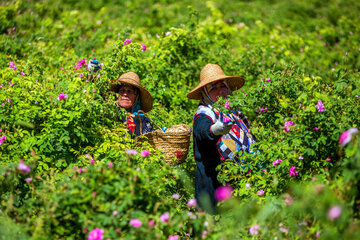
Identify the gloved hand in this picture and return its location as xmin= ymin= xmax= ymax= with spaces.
xmin=88 ymin=58 xmax=100 ymax=72
xmin=210 ymin=114 xmax=234 ymax=136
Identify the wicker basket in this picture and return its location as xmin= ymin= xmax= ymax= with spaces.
xmin=136 ymin=123 xmax=191 ymax=165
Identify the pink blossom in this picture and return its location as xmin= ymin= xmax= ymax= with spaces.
xmin=90 ymin=159 xmax=95 ymax=164
xmin=316 ymin=100 xmax=325 ymax=113
xmin=298 ymin=156 xmax=304 ymax=160
xmin=284 ymin=121 xmax=294 ymax=127
xmin=123 ymin=38 xmax=132 ymax=45
xmin=160 ymin=212 xmax=170 ymax=223
xmin=215 ymin=185 xmax=233 ymax=201
xmin=75 ymin=59 xmax=86 ymax=70
xmin=172 ymin=193 xmax=180 ymax=199
xmin=339 ymin=128 xmax=358 ymax=146
xmin=316 ymin=232 xmax=320 ymax=238
xmin=92 ymin=191 xmax=97 ymax=197
xmin=78 ymin=168 xmax=83 ymax=173
xmin=224 ymin=101 xmax=230 ymax=109
xmin=257 ymin=190 xmax=264 ymax=196
xmin=314 ymin=127 xmax=319 ymax=131
xmin=272 ymin=159 xmax=282 ymax=166
xmin=187 ymin=199 xmax=197 ymax=208
xmin=126 ymin=149 xmax=138 ymax=155
xmin=284 ymin=121 xmax=295 ymax=132
xmin=223 ymin=116 xmax=231 ymax=123
xmin=129 ymin=218 xmax=142 ymax=228
xmin=108 ymin=162 xmax=113 ymax=167
xmin=283 ymin=195 xmax=294 ymax=206
xmin=18 ymin=162 xmax=31 ymax=173
xmin=140 ymin=150 xmax=150 ymax=157
xmin=249 ymin=225 xmax=260 ymax=235
xmin=25 ymin=177 xmax=32 ymax=183
xmin=148 ymin=220 xmax=155 ymax=227
xmin=20 ymin=72 xmax=25 ymax=76
xmin=168 ymin=235 xmax=179 ymax=240
xmin=88 ymin=228 xmax=104 ymax=240
xmin=112 ymin=210 xmax=118 ymax=216
xmin=0 ymin=135 xmax=6 ymax=145
xmin=266 ymin=78 xmax=271 ymax=82
xmin=57 ymin=92 xmax=68 ymax=101
xmin=83 ymin=227 xmax=88 ymax=232
xmin=141 ymin=44 xmax=146 ymax=51
xmin=328 ymin=205 xmax=341 ymax=220
xmin=289 ymin=166 xmax=298 ymax=178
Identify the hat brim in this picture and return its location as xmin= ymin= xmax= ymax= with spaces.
xmin=187 ymin=75 xmax=245 ymax=100
xmin=109 ymin=79 xmax=153 ymax=113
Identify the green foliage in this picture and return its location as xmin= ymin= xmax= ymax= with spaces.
xmin=1 ymin=0 xmax=360 ymax=239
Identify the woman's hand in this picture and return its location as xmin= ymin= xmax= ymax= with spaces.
xmin=210 ymin=113 xmax=234 ymax=135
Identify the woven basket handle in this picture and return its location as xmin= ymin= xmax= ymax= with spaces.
xmin=137 ymin=110 xmax=163 ymax=131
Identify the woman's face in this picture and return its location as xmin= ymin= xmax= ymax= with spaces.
xmin=117 ymin=85 xmax=138 ymax=109
xmin=207 ymin=81 xmax=231 ymax=103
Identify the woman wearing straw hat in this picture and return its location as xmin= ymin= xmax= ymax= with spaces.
xmin=187 ymin=63 xmax=257 ymax=213
xmin=109 ymin=72 xmax=154 ymax=137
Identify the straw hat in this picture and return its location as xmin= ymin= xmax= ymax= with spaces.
xmin=187 ymin=63 xmax=245 ymax=100
xmin=110 ymin=72 xmax=153 ymax=112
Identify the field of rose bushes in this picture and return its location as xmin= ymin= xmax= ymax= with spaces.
xmin=1 ymin=0 xmax=360 ymax=239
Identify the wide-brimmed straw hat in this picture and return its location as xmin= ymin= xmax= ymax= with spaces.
xmin=187 ymin=63 xmax=245 ymax=100
xmin=109 ymin=72 xmax=153 ymax=112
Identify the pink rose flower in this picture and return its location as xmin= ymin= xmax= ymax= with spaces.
xmin=160 ymin=212 xmax=169 ymax=223
xmin=25 ymin=177 xmax=32 ymax=183
xmin=140 ymin=150 xmax=150 ymax=157
xmin=129 ymin=218 xmax=142 ymax=228
xmin=224 ymin=101 xmax=230 ymax=109
xmin=141 ymin=44 xmax=146 ymax=51
xmin=0 ymin=135 xmax=6 ymax=145
xmin=272 ymin=159 xmax=282 ymax=166
xmin=187 ymin=199 xmax=197 ymax=208
xmin=172 ymin=193 xmax=180 ymax=199
xmin=126 ymin=149 xmax=138 ymax=155
xmin=326 ymin=158 xmax=331 ymax=162
xmin=328 ymin=205 xmax=341 ymax=220
xmin=108 ymin=162 xmax=113 ymax=167
xmin=284 ymin=121 xmax=294 ymax=127
xmin=88 ymin=228 xmax=104 ymax=240
xmin=315 ymin=100 xmax=325 ymax=112
xmin=20 ymin=72 xmax=25 ymax=76
xmin=339 ymin=128 xmax=358 ymax=146
xmin=90 ymin=159 xmax=95 ymax=164
xmin=123 ymin=38 xmax=132 ymax=45
xmin=257 ymin=190 xmax=264 ymax=196
xmin=168 ymin=235 xmax=179 ymax=240
xmin=289 ymin=166 xmax=299 ymax=178
xmin=214 ymin=185 xmax=233 ymax=201
xmin=148 ymin=220 xmax=154 ymax=227
xmin=57 ymin=92 xmax=68 ymax=101
xmin=249 ymin=225 xmax=260 ymax=235
xmin=18 ymin=162 xmax=31 ymax=173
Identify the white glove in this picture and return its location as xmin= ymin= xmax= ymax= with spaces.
xmin=210 ymin=119 xmax=234 ymax=136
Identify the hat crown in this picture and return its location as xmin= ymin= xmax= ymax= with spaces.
xmin=119 ymin=72 xmax=141 ymax=85
xmin=200 ymin=64 xmax=226 ymax=84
